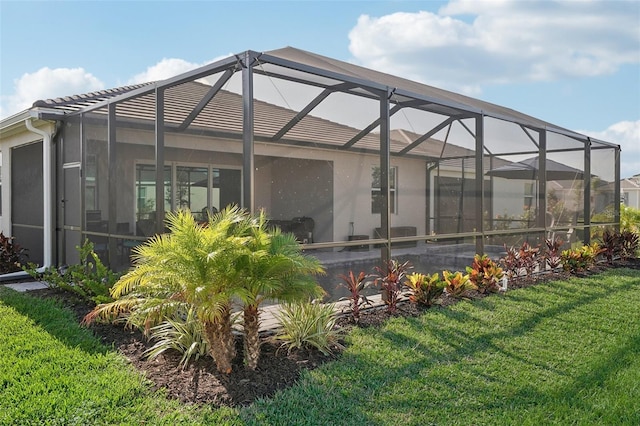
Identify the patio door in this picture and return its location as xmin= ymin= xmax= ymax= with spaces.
xmin=135 ymin=164 xmax=241 ymax=231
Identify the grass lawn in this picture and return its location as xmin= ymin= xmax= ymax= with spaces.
xmin=0 ymin=286 xmax=240 ymax=426
xmin=2 ymin=267 xmax=639 ymax=425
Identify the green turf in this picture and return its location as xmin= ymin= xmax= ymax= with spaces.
xmin=243 ymin=268 xmax=640 ymax=425
xmin=2 ymin=267 xmax=638 ymax=425
xmin=0 ymin=286 xmax=240 ymax=426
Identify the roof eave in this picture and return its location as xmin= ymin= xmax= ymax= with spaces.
xmin=0 ymin=107 xmax=64 ymax=136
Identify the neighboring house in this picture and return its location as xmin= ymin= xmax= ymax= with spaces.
xmin=622 ymin=174 xmax=640 ymax=209
xmin=0 ymin=47 xmax=620 ymax=295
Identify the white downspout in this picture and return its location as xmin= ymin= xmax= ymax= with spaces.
xmin=25 ymin=118 xmax=53 ymax=268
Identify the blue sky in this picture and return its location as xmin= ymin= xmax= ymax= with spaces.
xmin=1 ymin=0 xmax=638 ymax=176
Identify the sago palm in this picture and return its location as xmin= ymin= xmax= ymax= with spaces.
xmin=237 ymin=211 xmax=325 ymax=370
xmin=84 ymin=206 xmax=256 ymax=374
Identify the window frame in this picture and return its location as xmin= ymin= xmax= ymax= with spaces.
xmin=371 ymin=165 xmax=398 ymax=215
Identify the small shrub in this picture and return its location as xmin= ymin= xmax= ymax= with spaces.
xmin=500 ymin=245 xmax=520 ymax=280
xmin=601 ymin=230 xmax=622 ymax=264
xmin=501 ymin=242 xmax=540 ymax=280
xmin=582 ymin=242 xmax=604 ymax=269
xmin=561 ymin=248 xmax=583 ymax=274
xmin=519 ymin=242 xmax=541 ymax=278
xmin=442 ymin=270 xmax=476 ymax=299
xmin=620 ymin=203 xmax=640 ymax=234
xmin=404 ymin=272 xmax=445 ymax=307
xmin=274 ymin=301 xmax=344 ymax=356
xmin=544 ymin=237 xmax=564 ymax=269
xmin=25 ymin=239 xmax=120 ymax=305
xmin=620 ymin=230 xmax=639 ymax=260
xmin=0 ymin=232 xmax=28 ymax=274
xmin=144 ymin=308 xmax=210 ymax=369
xmin=338 ymin=270 xmax=372 ymax=322
xmin=560 ymin=244 xmax=602 ymax=274
xmin=373 ymin=259 xmax=412 ymax=314
xmin=466 ymin=254 xmax=504 ymax=294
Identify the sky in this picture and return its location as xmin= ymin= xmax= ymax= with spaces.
xmin=1 ymin=0 xmax=639 ymax=177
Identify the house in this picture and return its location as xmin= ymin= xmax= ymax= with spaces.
xmin=0 ymin=47 xmax=620 ymax=296
xmin=622 ymin=174 xmax=640 ymax=209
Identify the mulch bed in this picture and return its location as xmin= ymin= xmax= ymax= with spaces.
xmin=24 ymin=258 xmax=640 ymax=407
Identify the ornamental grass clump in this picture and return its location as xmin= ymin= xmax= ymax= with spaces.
xmin=404 ymin=272 xmax=445 ymax=307
xmin=144 ymin=308 xmax=211 ymax=369
xmin=274 ymin=301 xmax=344 ymax=356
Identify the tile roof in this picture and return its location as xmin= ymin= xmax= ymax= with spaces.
xmin=31 ymin=81 xmax=452 ymax=158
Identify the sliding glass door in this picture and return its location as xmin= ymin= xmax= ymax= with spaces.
xmin=135 ymin=163 xmax=241 ymax=231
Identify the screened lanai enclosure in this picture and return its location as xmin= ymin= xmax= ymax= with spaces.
xmin=14 ymin=47 xmax=620 ymax=299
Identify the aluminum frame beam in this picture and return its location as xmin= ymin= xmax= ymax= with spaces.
xmin=583 ymin=137 xmax=592 ymax=244
xmin=242 ymin=51 xmax=257 ymax=212
xmin=177 ymin=67 xmax=237 ymax=131
xmin=341 ymin=99 xmax=431 ymax=149
xmin=474 ymin=114 xmax=484 ymax=255
xmin=399 ymin=116 xmax=457 ymax=155
xmin=154 ymin=87 xmax=165 ymax=234
xmin=379 ymin=88 xmax=391 ymax=264
xmin=271 ymin=82 xmax=356 ymax=142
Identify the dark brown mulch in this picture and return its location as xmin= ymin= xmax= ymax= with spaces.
xmin=26 ymin=287 xmax=337 ymax=407
xmin=23 ymin=258 xmax=640 ymax=407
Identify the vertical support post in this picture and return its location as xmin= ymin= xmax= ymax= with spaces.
xmin=155 ymin=86 xmax=165 ymax=234
xmin=614 ymin=146 xmax=621 ymax=232
xmin=425 ymin=163 xmax=432 ymax=235
xmin=459 ymin=159 xmax=465 ymax=235
xmin=584 ymin=137 xmax=591 ymax=244
xmin=538 ymin=130 xmax=547 ymax=234
xmin=474 ymin=113 xmax=484 ymax=255
xmin=107 ymin=103 xmax=117 ymax=263
xmin=379 ymin=88 xmax=391 ymax=265
xmin=488 ymin=155 xmax=494 ymax=231
xmin=242 ymin=52 xmax=255 ymax=212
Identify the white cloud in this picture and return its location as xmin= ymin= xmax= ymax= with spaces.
xmin=348 ymin=0 xmax=639 ymax=94
xmin=127 ymin=55 xmax=232 ymax=85
xmin=0 ymin=67 xmax=104 ymax=118
xmin=0 ymin=56 xmax=234 ymax=120
xmin=580 ymin=119 xmax=640 ymax=178
xmin=127 ymin=58 xmax=204 ymax=84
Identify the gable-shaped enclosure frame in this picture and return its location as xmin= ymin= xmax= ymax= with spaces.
xmin=25 ymin=47 xmax=619 ymax=298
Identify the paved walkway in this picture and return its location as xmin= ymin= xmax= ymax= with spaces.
xmin=2 ymin=281 xmax=48 ymax=292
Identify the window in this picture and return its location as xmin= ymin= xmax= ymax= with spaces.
xmin=85 ymin=154 xmax=97 ymax=210
xmin=135 ymin=164 xmax=172 ymax=221
xmin=135 ymin=163 xmax=241 ymax=222
xmin=371 ymin=166 xmax=397 ymax=214
xmin=523 ymin=182 xmax=535 ymax=209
